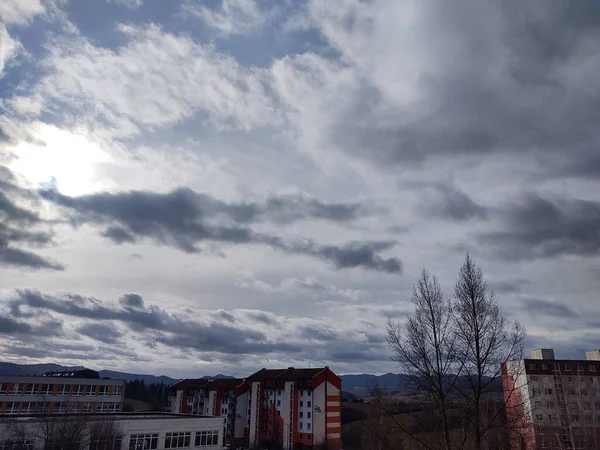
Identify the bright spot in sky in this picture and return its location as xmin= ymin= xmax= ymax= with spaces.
xmin=9 ymin=124 xmax=111 ymax=196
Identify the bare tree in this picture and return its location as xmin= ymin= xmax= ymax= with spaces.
xmin=1 ymin=402 xmax=123 ymax=450
xmin=453 ymin=254 xmax=526 ymax=450
xmin=386 ymin=269 xmax=459 ymax=450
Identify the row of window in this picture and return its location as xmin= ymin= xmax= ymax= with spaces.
xmin=0 ymin=383 xmax=122 ymax=396
xmin=535 ymin=412 xmax=600 ymax=422
xmin=533 ymin=387 xmax=600 ymax=397
xmin=0 ymin=401 xmax=120 ymax=414
xmin=529 ymin=362 xmax=598 ymax=372
xmin=298 ymin=422 xmax=311 ymax=430
xmin=535 ymin=400 xmax=600 ymax=409
xmin=128 ymin=431 xmax=219 ymax=450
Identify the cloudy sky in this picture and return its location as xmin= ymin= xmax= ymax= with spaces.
xmin=1 ymin=0 xmax=599 ymax=378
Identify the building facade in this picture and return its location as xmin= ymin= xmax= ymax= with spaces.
xmin=0 ymin=412 xmax=225 ymax=450
xmin=169 ymin=378 xmax=242 ymax=446
xmin=502 ymin=349 xmax=600 ymax=450
xmin=0 ymin=370 xmax=125 ymax=415
xmin=169 ymin=367 xmax=343 ymax=450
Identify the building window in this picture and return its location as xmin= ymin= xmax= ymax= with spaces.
xmin=577 ymin=364 xmax=584 ymax=371
xmin=194 ymin=431 xmax=219 ymax=447
xmin=564 ymin=364 xmax=571 ymax=371
xmin=572 ymin=415 xmax=580 ymax=422
xmin=0 ymin=441 xmax=34 ymax=450
xmin=99 ymin=386 xmax=110 ymax=396
xmin=542 ymin=364 xmax=548 ymax=370
xmin=300 ymin=401 xmax=303 ymax=407
xmin=307 ymin=423 xmax=311 ymax=430
xmin=590 ymin=365 xmax=597 ymax=372
xmin=300 ymin=390 xmax=304 ymax=396
xmin=534 ymin=401 xmax=542 ymax=409
xmin=539 ymin=427 xmax=545 ymax=435
xmin=531 ymin=376 xmax=538 ymax=382
xmin=129 ymin=434 xmax=158 ymax=450
xmin=544 ymin=388 xmax=553 ymax=395
xmin=299 ymin=423 xmax=303 ymax=430
xmin=165 ymin=432 xmax=191 ymax=449
xmin=570 ymin=402 xmax=578 ymax=409
xmin=308 ymin=391 xmax=311 ymax=397
xmin=307 ymin=401 xmax=311 ymax=407
xmin=277 ymin=400 xmax=280 ymax=406
xmin=25 ymin=384 xmax=36 ymax=395
xmin=90 ymin=436 xmax=122 ymax=450
xmin=546 ymin=401 xmax=555 ymax=408
xmin=532 ymin=388 xmax=540 ymax=395
xmin=581 ymin=389 xmax=588 ymax=395
xmin=568 ymin=389 xmax=576 ymax=396
xmin=307 ymin=412 xmax=311 ymax=418
xmin=300 ymin=412 xmax=303 ymax=418
xmin=529 ymin=363 xmax=536 ymax=370
xmin=109 ymin=402 xmax=119 ymax=412
xmin=277 ymin=390 xmax=281 ymax=396
xmin=535 ymin=414 xmax=543 ymax=421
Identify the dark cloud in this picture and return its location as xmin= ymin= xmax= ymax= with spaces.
xmin=245 ymin=311 xmax=278 ymax=326
xmin=489 ymin=278 xmax=531 ymax=295
xmin=520 ymin=298 xmax=580 ymax=319
xmin=0 ymin=245 xmax=65 ymax=270
xmin=298 ymin=325 xmax=338 ymax=342
xmin=214 ymin=310 xmax=235 ymax=323
xmin=119 ymin=293 xmax=144 ymax=308
xmin=8 ymin=290 xmax=296 ymax=356
xmin=41 ymin=188 xmax=402 ymax=274
xmin=0 ymin=315 xmax=63 ymax=336
xmin=327 ymin=0 xmax=600 ymax=183
xmin=0 ymin=165 xmax=62 ymax=270
xmin=77 ymin=323 xmax=124 ymax=345
xmin=477 ymin=194 xmax=600 ymax=260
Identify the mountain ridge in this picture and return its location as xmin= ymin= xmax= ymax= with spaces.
xmin=0 ymin=362 xmax=410 ymax=395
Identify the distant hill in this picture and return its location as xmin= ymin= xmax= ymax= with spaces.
xmin=340 ymin=373 xmax=411 ymax=392
xmin=0 ymin=362 xmax=179 ymax=385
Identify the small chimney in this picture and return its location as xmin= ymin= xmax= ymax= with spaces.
xmin=586 ymin=350 xmax=600 ymax=361
xmin=531 ymin=349 xmax=555 ymax=360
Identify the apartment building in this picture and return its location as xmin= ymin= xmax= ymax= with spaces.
xmin=502 ymin=349 xmax=600 ymax=450
xmin=169 ymin=377 xmax=243 ymax=446
xmin=0 ymin=412 xmax=225 ymax=450
xmin=236 ymin=366 xmax=342 ymax=450
xmin=0 ymin=369 xmax=125 ymax=415
xmin=169 ymin=367 xmax=343 ymax=450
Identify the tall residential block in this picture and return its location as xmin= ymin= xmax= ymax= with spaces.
xmin=502 ymin=349 xmax=600 ymax=449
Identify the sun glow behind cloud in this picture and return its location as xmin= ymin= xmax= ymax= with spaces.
xmin=9 ymin=124 xmax=111 ymax=196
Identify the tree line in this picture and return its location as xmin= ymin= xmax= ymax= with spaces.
xmin=123 ymin=380 xmax=170 ymax=409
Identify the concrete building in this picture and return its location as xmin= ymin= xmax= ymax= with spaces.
xmin=237 ymin=367 xmax=342 ymax=450
xmin=169 ymin=378 xmax=243 ymax=446
xmin=0 ymin=369 xmax=125 ymax=415
xmin=502 ymin=349 xmax=600 ymax=449
xmin=0 ymin=412 xmax=225 ymax=450
xmin=169 ymin=367 xmax=343 ymax=450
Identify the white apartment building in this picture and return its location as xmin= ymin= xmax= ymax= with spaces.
xmin=0 ymin=412 xmax=225 ymax=450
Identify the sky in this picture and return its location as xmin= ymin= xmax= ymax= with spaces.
xmin=1 ymin=0 xmax=600 ymax=379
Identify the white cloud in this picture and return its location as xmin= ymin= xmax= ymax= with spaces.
xmin=106 ymin=0 xmax=143 ymax=9
xmin=183 ymin=0 xmax=267 ymax=35
xmin=0 ymin=24 xmax=20 ymax=78
xmin=235 ymin=272 xmax=362 ymax=300
xmin=36 ymin=24 xmax=279 ymax=136
xmin=0 ymin=0 xmax=44 ymax=25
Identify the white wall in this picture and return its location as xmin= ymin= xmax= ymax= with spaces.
xmin=0 ymin=415 xmax=225 ymax=450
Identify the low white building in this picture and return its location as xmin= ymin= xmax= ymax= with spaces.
xmin=0 ymin=412 xmax=225 ymax=450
